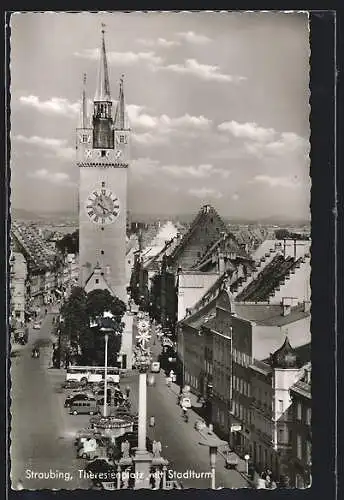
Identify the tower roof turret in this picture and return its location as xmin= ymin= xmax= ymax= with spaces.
xmin=114 ymin=75 xmax=130 ymax=130
xmin=78 ymin=73 xmax=89 ymax=129
xmin=270 ymin=336 xmax=299 ymax=369
xmin=95 ymin=25 xmax=111 ymax=102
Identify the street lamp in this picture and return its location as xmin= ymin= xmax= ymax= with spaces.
xmin=199 ymin=432 xmax=227 ymax=489
xmin=244 ymin=454 xmax=250 ymax=476
xmin=99 ymin=326 xmax=114 ymax=417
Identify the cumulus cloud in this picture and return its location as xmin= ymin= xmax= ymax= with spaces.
xmin=156 ymin=58 xmax=246 ymax=83
xmin=130 ymin=157 xmax=161 ymax=178
xmin=218 ymin=120 xmax=276 ymax=142
xmin=19 ymin=95 xmax=80 ymax=117
xmin=137 ymin=37 xmax=180 ymax=48
xmin=132 ymin=132 xmax=170 ymax=146
xmin=27 ymin=168 xmax=73 ymax=185
xmin=74 ymin=49 xmax=163 ymax=66
xmin=177 ymin=31 xmax=212 ymax=44
xmin=251 ymin=175 xmax=302 ymax=189
xmin=162 ymin=163 xmax=230 ymax=179
xmin=218 ymin=120 xmax=309 ymax=159
xmin=13 ymin=134 xmax=74 ymax=160
xmin=189 ymin=187 xmax=223 ymax=199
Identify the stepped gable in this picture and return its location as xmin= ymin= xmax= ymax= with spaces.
xmin=11 ymin=220 xmax=55 ymax=272
xmin=236 ymin=254 xmax=304 ymax=302
xmin=192 ymin=230 xmax=252 ymax=271
xmin=167 ymin=204 xmax=228 ymax=270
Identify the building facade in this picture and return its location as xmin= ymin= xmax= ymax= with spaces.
xmin=10 ymin=252 xmax=28 ymax=326
xmin=288 ymin=364 xmax=312 ymax=488
xmin=77 ymin=29 xmax=130 ymax=303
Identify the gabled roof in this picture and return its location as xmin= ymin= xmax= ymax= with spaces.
xmin=84 ymin=266 xmax=114 ymax=295
xmin=236 ymin=255 xmax=306 ymax=302
xmin=167 ymin=204 xmax=228 ymax=265
xmin=192 ymin=231 xmax=251 ymax=270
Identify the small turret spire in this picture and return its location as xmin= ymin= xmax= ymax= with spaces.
xmin=114 ymin=74 xmax=129 ymax=130
xmin=80 ymin=73 xmax=88 ymax=129
xmin=95 ymin=24 xmax=111 ymax=102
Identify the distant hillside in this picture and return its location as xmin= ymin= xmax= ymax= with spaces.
xmin=11 ymin=208 xmax=44 ymax=221
xmin=12 ymin=207 xmax=77 ymax=221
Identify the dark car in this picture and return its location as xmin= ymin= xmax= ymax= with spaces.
xmin=116 ymin=432 xmax=153 ymax=454
xmin=64 ymin=393 xmax=93 ymax=408
xmin=85 ymin=459 xmax=117 ymax=488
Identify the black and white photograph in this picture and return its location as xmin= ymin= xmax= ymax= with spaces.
xmin=9 ymin=11 xmax=311 ymax=490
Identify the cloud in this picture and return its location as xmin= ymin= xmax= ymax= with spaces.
xmin=74 ymin=49 xmax=163 ymax=66
xmin=13 ymin=134 xmax=74 ymax=160
xmin=131 ymin=157 xmax=160 ymax=178
xmin=189 ymin=187 xmax=223 ymax=199
xmin=27 ymin=168 xmax=73 ymax=186
xmin=127 ymin=104 xmax=212 ymax=131
xmin=245 ymin=132 xmax=309 ymax=159
xmin=162 ymin=163 xmax=230 ymax=179
xmin=251 ymin=175 xmax=302 ymax=189
xmin=177 ymin=31 xmax=212 ymax=44
xmin=132 ymin=132 xmax=170 ymax=146
xmin=218 ymin=120 xmax=309 ymax=159
xmin=157 ymin=58 xmax=246 ymax=83
xmin=19 ymin=95 xmax=79 ymax=117
xmin=137 ymin=37 xmax=180 ymax=48
xmin=218 ymin=120 xmax=276 ymax=142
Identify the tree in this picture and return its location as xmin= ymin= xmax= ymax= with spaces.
xmin=86 ymin=289 xmax=126 ymax=325
xmin=60 ymin=286 xmax=89 ymax=358
xmin=56 ymin=230 xmax=79 ymax=255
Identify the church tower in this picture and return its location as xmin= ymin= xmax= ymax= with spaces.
xmin=77 ymin=27 xmax=130 ymax=302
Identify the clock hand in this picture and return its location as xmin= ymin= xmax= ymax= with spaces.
xmin=97 ymin=203 xmax=109 ymax=214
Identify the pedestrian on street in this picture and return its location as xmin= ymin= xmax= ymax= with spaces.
xmin=125 ymin=386 xmax=130 ymax=398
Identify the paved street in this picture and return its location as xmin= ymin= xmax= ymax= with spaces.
xmin=11 ymin=311 xmax=250 ymax=490
xmin=121 ymin=326 xmax=250 ymax=489
xmin=10 ymin=310 xmax=91 ymax=490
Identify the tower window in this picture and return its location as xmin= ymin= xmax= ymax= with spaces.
xmin=82 ymin=134 xmax=88 ymax=143
xmin=101 ymin=227 xmax=104 ymax=231
xmin=101 ymin=250 xmax=104 ymax=255
xmin=101 ymin=150 xmax=106 ymax=157
xmin=95 ymin=279 xmax=99 ymax=284
xmin=119 ymin=135 xmax=126 ymax=144
xmin=101 ymin=272 xmax=104 ymax=276
xmin=101 ymin=181 xmax=105 ymax=188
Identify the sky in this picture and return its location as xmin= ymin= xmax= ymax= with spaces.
xmin=10 ymin=11 xmax=310 ymax=220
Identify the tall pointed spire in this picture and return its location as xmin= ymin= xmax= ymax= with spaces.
xmin=114 ymin=74 xmax=129 ymax=130
xmin=95 ymin=24 xmax=111 ymax=102
xmin=79 ymin=73 xmax=88 ymax=129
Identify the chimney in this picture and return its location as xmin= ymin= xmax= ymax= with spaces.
xmin=281 ymin=297 xmax=292 ymax=316
xmin=303 ymin=300 xmax=311 ymax=313
xmin=218 ymin=248 xmax=225 ymax=274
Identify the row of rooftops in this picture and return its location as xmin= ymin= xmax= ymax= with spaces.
xmin=11 ymin=220 xmax=56 ymax=271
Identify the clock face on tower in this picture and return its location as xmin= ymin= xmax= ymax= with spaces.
xmin=85 ymin=188 xmax=120 ymax=225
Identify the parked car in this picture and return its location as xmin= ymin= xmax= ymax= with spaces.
xmin=69 ymin=398 xmax=98 ymax=415
xmin=150 ymin=361 xmax=160 ymax=373
xmin=64 ymin=392 xmax=94 ymax=408
xmin=85 ymin=458 xmax=117 ymax=488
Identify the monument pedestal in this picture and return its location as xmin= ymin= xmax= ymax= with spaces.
xmin=133 ymin=449 xmax=153 ymax=489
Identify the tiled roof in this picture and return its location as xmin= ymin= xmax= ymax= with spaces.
xmin=193 ymin=232 xmax=251 ymax=270
xmin=178 ymin=271 xmax=219 ymax=289
xmin=168 ymin=205 xmax=227 ymax=264
xmin=236 ymin=255 xmax=305 ymax=302
xmin=181 ymin=297 xmax=217 ymax=330
xmin=290 ymin=378 xmax=311 ymax=399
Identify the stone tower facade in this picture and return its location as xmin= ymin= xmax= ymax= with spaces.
xmin=76 ymin=28 xmax=130 ymax=303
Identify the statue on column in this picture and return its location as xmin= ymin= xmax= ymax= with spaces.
xmin=121 ymin=439 xmax=130 ymax=459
